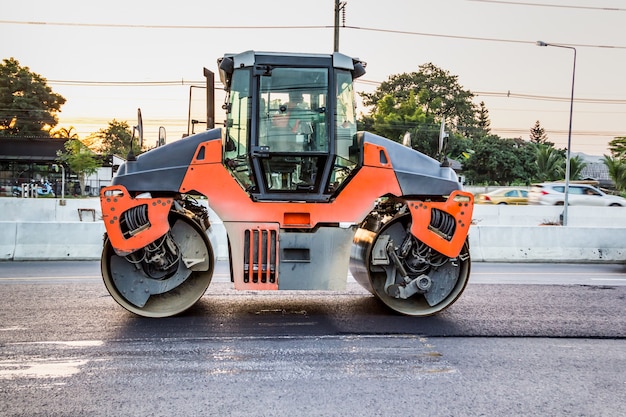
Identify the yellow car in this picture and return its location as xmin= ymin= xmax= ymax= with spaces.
xmin=476 ymin=187 xmax=529 ymax=205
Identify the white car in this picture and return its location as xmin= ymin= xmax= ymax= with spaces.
xmin=528 ymin=183 xmax=626 ymax=206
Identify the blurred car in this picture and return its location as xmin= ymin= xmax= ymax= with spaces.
xmin=476 ymin=187 xmax=529 ymax=205
xmin=528 ymin=182 xmax=626 ymax=206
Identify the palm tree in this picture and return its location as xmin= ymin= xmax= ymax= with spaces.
xmin=535 ymin=145 xmax=564 ymax=182
xmin=568 ymin=155 xmax=587 ymax=181
xmin=51 ymin=126 xmax=79 ymax=139
xmin=602 ymin=155 xmax=626 ymax=191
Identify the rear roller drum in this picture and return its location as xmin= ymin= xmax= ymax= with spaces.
xmin=101 ymin=213 xmax=215 ymax=318
xmin=356 ymin=213 xmax=470 ymax=316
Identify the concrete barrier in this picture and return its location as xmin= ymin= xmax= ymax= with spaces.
xmin=472 ymin=205 xmax=626 ymax=227
xmin=11 ymin=221 xmax=106 ymax=261
xmin=0 ymin=198 xmax=102 ymax=222
xmin=1 ymin=197 xmax=626 ymax=262
xmin=0 ymin=222 xmax=17 ymax=260
xmin=469 ymin=225 xmax=626 ymax=263
xmin=0 ymin=198 xmax=229 ymax=261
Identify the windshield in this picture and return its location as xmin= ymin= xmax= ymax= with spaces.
xmin=259 ymin=67 xmax=329 ymax=153
xmin=255 ymin=67 xmax=330 ymax=193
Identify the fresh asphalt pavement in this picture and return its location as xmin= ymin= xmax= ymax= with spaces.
xmin=0 ymin=261 xmax=624 ymax=416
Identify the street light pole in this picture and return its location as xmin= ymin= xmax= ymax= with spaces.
xmin=536 ymin=41 xmax=576 ymax=226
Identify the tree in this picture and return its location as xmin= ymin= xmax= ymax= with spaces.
xmin=535 ymin=144 xmax=564 ymax=182
xmin=93 ymin=120 xmax=137 ymax=157
xmin=408 ymin=118 xmax=442 ymax=157
xmin=0 ymin=58 xmax=66 ymax=136
xmin=529 ymin=120 xmax=554 ymax=147
xmin=603 ymin=155 xmax=626 ymax=191
xmin=56 ymin=139 xmax=100 ymax=194
xmin=567 ymin=155 xmax=587 ymax=181
xmin=360 ymin=63 xmax=478 ymax=155
xmin=462 ymin=135 xmax=536 ymax=185
xmin=511 ymin=137 xmax=539 ymax=184
xmin=370 ymin=91 xmax=428 ymax=143
xmin=608 ymin=136 xmax=626 ymax=159
xmin=51 ymin=126 xmax=79 ymax=139
xmin=474 ymin=101 xmax=491 ymax=136
xmin=447 ymin=134 xmax=473 ymax=163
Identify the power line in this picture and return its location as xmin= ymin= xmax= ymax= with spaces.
xmin=0 ymin=20 xmax=330 ymax=31
xmin=468 ymin=0 xmax=626 ymax=12
xmin=474 ymin=91 xmax=626 ymax=105
xmin=491 ymin=127 xmax=625 ymax=137
xmin=2 ymin=19 xmax=625 ymax=49
xmin=356 ymin=80 xmax=626 ymax=105
xmin=48 ymin=79 xmax=210 ymax=87
xmin=344 ymin=26 xmax=626 ymax=49
xmin=44 ymin=79 xmax=626 ymax=105
xmin=54 ymin=115 xmax=622 ymax=139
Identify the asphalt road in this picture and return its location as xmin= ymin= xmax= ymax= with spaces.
xmin=0 ymin=261 xmax=624 ymax=417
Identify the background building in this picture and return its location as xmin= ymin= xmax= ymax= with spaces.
xmin=0 ymin=137 xmax=118 ymax=197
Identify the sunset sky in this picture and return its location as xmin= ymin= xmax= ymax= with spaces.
xmin=2 ymin=0 xmax=625 ymax=155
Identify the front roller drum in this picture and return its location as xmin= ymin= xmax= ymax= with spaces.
xmin=101 ymin=213 xmax=215 ymax=318
xmin=352 ymin=213 xmax=470 ymax=316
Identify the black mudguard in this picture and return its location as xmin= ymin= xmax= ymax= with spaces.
xmin=112 ymin=128 xmax=222 ymax=193
xmin=360 ymin=132 xmax=462 ymax=197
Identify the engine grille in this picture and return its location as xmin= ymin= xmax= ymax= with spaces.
xmin=244 ymin=228 xmax=277 ymax=283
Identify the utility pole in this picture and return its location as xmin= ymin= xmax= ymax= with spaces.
xmin=334 ymin=0 xmax=347 ymax=52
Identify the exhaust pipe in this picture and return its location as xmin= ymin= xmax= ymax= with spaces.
xmin=204 ymin=67 xmax=215 ymax=129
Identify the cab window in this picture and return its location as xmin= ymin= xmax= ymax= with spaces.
xmin=327 ymin=70 xmax=359 ymax=193
xmin=259 ymin=67 xmax=329 ymax=153
xmin=224 ymin=69 xmax=255 ymax=190
xmin=257 ymin=67 xmax=329 ymax=193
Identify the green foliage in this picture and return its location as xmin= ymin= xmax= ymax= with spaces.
xmin=474 ymin=101 xmax=491 ymax=136
xmin=447 ymin=135 xmax=473 ymax=162
xmin=56 ymin=139 xmax=101 ymax=191
xmin=529 ymin=120 xmax=554 ymax=147
xmin=359 ymin=63 xmax=479 ymax=158
xmin=535 ymin=144 xmax=564 ymax=182
xmin=462 ymin=135 xmax=537 ymax=185
xmin=357 ymin=67 xmax=597 ymax=186
xmin=359 ymin=70 xmax=600 ymax=186
xmin=533 ymin=145 xmax=585 ymax=182
xmin=604 ymin=136 xmax=626 ymax=190
xmin=512 ymin=138 xmax=539 ymax=184
xmin=94 ymin=120 xmax=137 ymax=157
xmin=567 ymin=155 xmax=587 ymax=181
xmin=608 ymin=136 xmax=626 ymax=158
xmin=602 ymin=155 xmax=626 ymax=191
xmin=408 ymin=119 xmax=442 ymax=157
xmin=0 ymin=58 xmax=66 ymax=136
xmin=51 ymin=126 xmax=79 ymax=139
xmin=370 ymin=92 xmax=427 ymax=142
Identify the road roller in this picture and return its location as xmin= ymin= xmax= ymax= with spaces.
xmin=99 ymin=50 xmax=474 ymax=317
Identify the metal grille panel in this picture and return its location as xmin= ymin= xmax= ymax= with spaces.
xmin=244 ymin=228 xmax=277 ymax=284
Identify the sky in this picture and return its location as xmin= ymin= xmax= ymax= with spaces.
xmin=2 ymin=0 xmax=625 ymax=155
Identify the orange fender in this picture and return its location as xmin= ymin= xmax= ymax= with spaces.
xmin=407 ymin=190 xmax=474 ymax=258
xmin=100 ymin=186 xmax=174 ymax=256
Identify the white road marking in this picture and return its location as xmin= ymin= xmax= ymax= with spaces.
xmin=0 ymin=359 xmax=88 ymax=379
